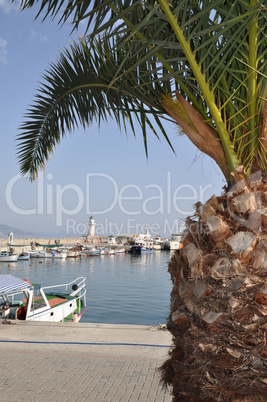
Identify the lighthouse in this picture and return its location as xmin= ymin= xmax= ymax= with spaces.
xmin=88 ymin=216 xmax=96 ymax=237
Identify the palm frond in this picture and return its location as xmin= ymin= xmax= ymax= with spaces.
xmin=17 ymin=0 xmax=267 ymax=182
xmin=16 ymin=35 xmax=175 ymax=180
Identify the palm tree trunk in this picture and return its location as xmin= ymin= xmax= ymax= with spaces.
xmin=160 ymin=170 xmax=267 ymax=401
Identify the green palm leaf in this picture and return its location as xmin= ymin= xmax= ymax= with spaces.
xmin=17 ymin=36 xmax=175 ymax=179
xmin=17 ymin=0 xmax=267 ymax=182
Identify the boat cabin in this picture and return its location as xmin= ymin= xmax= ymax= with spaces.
xmin=0 ymin=274 xmax=86 ymax=322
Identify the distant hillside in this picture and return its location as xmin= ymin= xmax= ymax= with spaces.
xmin=0 ymin=224 xmax=33 ymax=239
xmin=0 ymin=224 xmax=79 ymax=240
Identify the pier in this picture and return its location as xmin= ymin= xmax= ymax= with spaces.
xmin=0 ymin=321 xmax=172 ymax=401
xmin=0 ymin=235 xmax=172 ymax=254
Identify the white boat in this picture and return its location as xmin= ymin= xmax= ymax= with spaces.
xmin=141 ymin=246 xmax=155 ymax=253
xmin=114 ymin=247 xmax=125 ymax=254
xmin=133 ymin=229 xmax=153 ymax=249
xmin=103 ymin=248 xmax=115 ymax=255
xmin=153 ymin=235 xmax=164 ymax=250
xmin=164 ymin=233 xmax=182 ymax=250
xmin=29 ymin=248 xmax=48 ymax=258
xmin=38 ymin=250 xmax=48 ymax=258
xmin=0 ymin=250 xmax=18 ymax=262
xmin=66 ymin=249 xmax=79 ymax=258
xmin=0 ymin=274 xmax=87 ymax=323
xmin=131 ymin=245 xmax=155 ymax=255
xmin=18 ymin=252 xmax=30 ymax=261
xmin=51 ymin=250 xmax=67 ymax=259
xmin=66 ymin=245 xmax=83 ymax=258
xmin=29 ymin=251 xmax=40 ymax=258
xmin=87 ymin=248 xmax=101 ymax=256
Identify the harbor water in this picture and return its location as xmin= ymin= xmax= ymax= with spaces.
xmin=0 ymin=251 xmax=173 ymax=325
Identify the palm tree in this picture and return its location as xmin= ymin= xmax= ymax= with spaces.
xmin=17 ymin=1 xmax=267 ymax=400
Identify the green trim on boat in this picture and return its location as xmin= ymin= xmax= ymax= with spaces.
xmin=63 ymin=299 xmax=84 ymax=322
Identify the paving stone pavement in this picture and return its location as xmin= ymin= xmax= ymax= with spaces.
xmin=0 ymin=322 xmax=173 ymax=402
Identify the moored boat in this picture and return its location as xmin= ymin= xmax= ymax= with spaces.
xmin=0 ymin=250 xmax=18 ymax=262
xmin=114 ymin=247 xmax=126 ymax=254
xmin=103 ymin=248 xmax=115 ymax=255
xmin=0 ymin=274 xmax=87 ymax=323
xmin=67 ymin=250 xmax=78 ymax=257
xmin=38 ymin=250 xmax=48 ymax=258
xmin=141 ymin=247 xmax=155 ymax=253
xmin=66 ymin=249 xmax=78 ymax=258
xmin=153 ymin=235 xmax=164 ymax=250
xmin=131 ymin=245 xmax=155 ymax=255
xmin=51 ymin=250 xmax=67 ymax=259
xmin=29 ymin=251 xmax=40 ymax=258
xmin=18 ymin=252 xmax=30 ymax=261
xmin=87 ymin=248 xmax=101 ymax=256
xmin=163 ymin=233 xmax=182 ymax=250
xmin=132 ymin=229 xmax=153 ymax=249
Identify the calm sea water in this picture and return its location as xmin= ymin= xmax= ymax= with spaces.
xmin=1 ymin=251 xmax=173 ymax=325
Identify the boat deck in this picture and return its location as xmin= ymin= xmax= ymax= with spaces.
xmin=48 ymin=297 xmax=68 ymax=307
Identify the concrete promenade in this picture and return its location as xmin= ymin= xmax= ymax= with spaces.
xmin=0 ymin=321 xmax=173 ymax=401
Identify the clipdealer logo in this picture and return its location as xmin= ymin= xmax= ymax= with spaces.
xmin=5 ymin=172 xmax=213 ymax=230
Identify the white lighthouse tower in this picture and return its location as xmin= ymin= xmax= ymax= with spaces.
xmin=88 ymin=216 xmax=96 ymax=237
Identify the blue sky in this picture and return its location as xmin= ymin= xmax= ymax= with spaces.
xmin=0 ymin=1 xmax=226 ymax=238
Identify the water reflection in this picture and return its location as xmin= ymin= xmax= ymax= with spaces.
xmin=0 ymin=251 xmax=172 ymax=325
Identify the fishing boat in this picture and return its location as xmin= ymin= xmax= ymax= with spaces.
xmin=0 ymin=274 xmax=87 ymax=323
xmin=103 ymin=248 xmax=115 ymax=255
xmin=82 ymin=247 xmax=105 ymax=257
xmin=86 ymin=247 xmax=102 ymax=256
xmin=50 ymin=250 xmax=67 ymax=259
xmin=153 ymin=235 xmax=164 ymax=250
xmin=163 ymin=233 xmax=182 ymax=250
xmin=132 ymin=229 xmax=154 ymax=249
xmin=38 ymin=250 xmax=48 ymax=258
xmin=66 ymin=248 xmax=78 ymax=258
xmin=65 ymin=245 xmax=82 ymax=258
xmin=18 ymin=252 xmax=30 ymax=261
xmin=141 ymin=246 xmax=155 ymax=253
xmin=66 ymin=249 xmax=78 ymax=258
xmin=114 ymin=247 xmax=126 ymax=254
xmin=0 ymin=250 xmax=18 ymax=262
xmin=131 ymin=245 xmax=155 ymax=255
xmin=29 ymin=251 xmax=40 ymax=258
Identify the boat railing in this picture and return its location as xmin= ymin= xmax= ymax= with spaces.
xmin=42 ymin=277 xmax=87 ymax=316
xmin=42 ymin=277 xmax=86 ymax=294
xmin=68 ymin=277 xmax=87 ymax=316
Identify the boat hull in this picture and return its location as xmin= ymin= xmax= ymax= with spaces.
xmin=26 ymin=298 xmax=85 ymax=322
xmin=67 ymin=251 xmax=78 ymax=258
xmin=131 ymin=246 xmax=154 ymax=255
xmin=164 ymin=241 xmax=181 ymax=250
xmin=0 ymin=275 xmax=87 ymax=323
xmin=103 ymin=249 xmax=115 ymax=255
xmin=53 ymin=252 xmax=67 ymax=259
xmin=114 ymin=248 xmax=126 ymax=254
xmin=18 ymin=254 xmax=30 ymax=260
xmin=0 ymin=254 xmax=18 ymax=262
